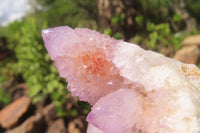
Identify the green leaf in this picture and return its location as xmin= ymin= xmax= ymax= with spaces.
xmin=173 ymin=14 xmax=182 ymax=22
xmin=104 ymin=28 xmax=112 ymax=36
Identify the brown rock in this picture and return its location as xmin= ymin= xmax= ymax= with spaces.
xmin=6 ymin=113 xmax=46 ymax=133
xmin=68 ymin=117 xmax=87 ymax=133
xmin=0 ymin=96 xmax=31 ymax=129
xmin=174 ymin=45 xmax=200 ymax=64
xmin=43 ymin=104 xmax=57 ymax=125
xmin=9 ymin=83 xmax=29 ymax=101
xmin=182 ymin=35 xmax=200 ymax=46
xmin=65 ymin=94 xmax=79 ymax=110
xmin=47 ymin=119 xmax=67 ymax=133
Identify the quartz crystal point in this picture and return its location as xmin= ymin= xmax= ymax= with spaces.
xmin=42 ymin=26 xmax=200 ymax=133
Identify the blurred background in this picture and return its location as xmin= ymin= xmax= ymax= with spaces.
xmin=0 ymin=0 xmax=200 ymax=132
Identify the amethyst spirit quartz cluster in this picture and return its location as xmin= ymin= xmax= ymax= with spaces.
xmin=42 ymin=26 xmax=200 ymax=133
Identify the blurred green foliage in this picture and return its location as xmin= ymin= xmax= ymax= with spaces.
xmin=34 ymin=0 xmax=98 ymax=28
xmin=0 ymin=63 xmax=12 ymax=107
xmin=186 ymin=0 xmax=200 ymax=20
xmin=7 ymin=17 xmax=68 ymax=116
xmin=111 ymin=14 xmax=125 ymax=25
xmin=138 ymin=0 xmax=169 ymax=23
xmin=173 ymin=14 xmax=183 ymax=23
xmin=146 ymin=22 xmax=171 ymax=50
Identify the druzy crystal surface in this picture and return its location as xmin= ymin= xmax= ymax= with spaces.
xmin=42 ymin=26 xmax=200 ymax=133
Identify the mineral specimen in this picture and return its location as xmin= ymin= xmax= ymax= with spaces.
xmin=42 ymin=26 xmax=200 ymax=133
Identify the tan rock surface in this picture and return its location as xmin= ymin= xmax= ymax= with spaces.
xmin=182 ymin=35 xmax=200 ymax=46
xmin=47 ymin=118 xmax=67 ymax=133
xmin=0 ymin=96 xmax=31 ymax=129
xmin=6 ymin=113 xmax=45 ymax=133
xmin=174 ymin=45 xmax=200 ymax=64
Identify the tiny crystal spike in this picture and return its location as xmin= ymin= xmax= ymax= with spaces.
xmin=42 ymin=26 xmax=200 ymax=133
